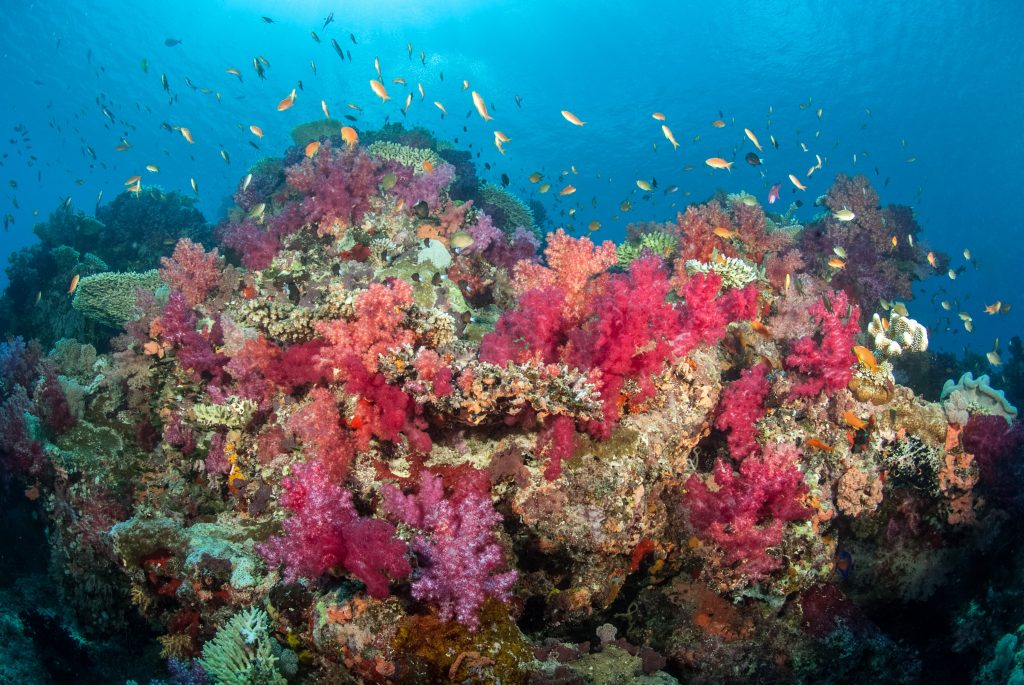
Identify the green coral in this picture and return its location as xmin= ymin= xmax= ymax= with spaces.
xmin=71 ymin=269 xmax=162 ymax=327
xmin=367 ymin=140 xmax=443 ymax=170
xmin=199 ymin=607 xmax=287 ymax=685
xmin=193 ymin=397 xmax=258 ymax=430
xmin=617 ymin=232 xmax=676 ymax=268
xmin=685 ymin=256 xmax=761 ymax=289
xmin=478 ymin=183 xmax=536 ymax=236
xmin=290 ymin=119 xmax=341 ymax=146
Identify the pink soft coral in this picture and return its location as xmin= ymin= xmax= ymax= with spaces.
xmin=672 ymin=272 xmax=759 ymax=356
xmin=288 ymin=387 xmax=356 ymax=480
xmin=512 ymin=229 xmax=617 ymax=321
xmin=159 ymin=238 xmax=222 ymax=307
xmin=684 ymin=443 xmax=811 ymax=580
xmin=383 ymin=471 xmax=516 ymax=630
xmin=285 ymin=144 xmax=382 ymax=232
xmin=716 ymin=363 xmax=770 ymax=461
xmin=784 ymin=290 xmax=860 ymax=398
xmin=316 ymin=280 xmax=416 ymax=375
xmin=257 ymin=461 xmax=410 ymax=597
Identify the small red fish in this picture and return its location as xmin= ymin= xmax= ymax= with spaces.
xmin=768 ymin=183 xmax=781 ymax=205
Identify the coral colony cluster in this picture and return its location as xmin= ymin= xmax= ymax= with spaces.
xmin=1 ymin=123 xmax=1023 ymax=684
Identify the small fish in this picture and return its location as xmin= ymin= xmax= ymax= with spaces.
xmin=745 ymin=152 xmax=761 ymax=166
xmin=515 ymin=94 xmax=523 ymax=108
xmin=784 ymin=273 xmax=791 ymax=292
xmin=68 ymin=274 xmax=80 ymax=295
xmin=620 ymin=200 xmax=632 ymax=211
xmin=636 ymin=179 xmax=653 ymax=192
xmin=310 ymin=31 xmax=320 ymax=43
xmin=705 ymin=157 xmax=733 ymax=170
xmin=494 ymin=130 xmax=511 ymax=143
xmin=422 ymin=159 xmax=434 ymax=174
xmin=853 ymin=345 xmax=879 ymax=372
xmin=501 ymin=173 xmax=510 ymax=187
xmin=588 ymin=220 xmax=601 ymax=231
xmin=711 ymin=119 xmax=726 ymax=128
xmin=559 ymin=184 xmax=576 ymax=196
xmin=277 ymin=88 xmax=296 ymax=111
xmin=768 ymin=183 xmax=781 ymax=204
xmin=713 ymin=227 xmax=737 ymax=240
xmin=304 ymin=141 xmax=321 ymax=158
xmin=927 ymin=252 xmax=938 ymax=268
xmin=804 ymin=437 xmax=833 ymax=452
xmin=908 ymin=234 xmax=914 ymax=247
xmin=471 ymin=91 xmax=493 ymax=121
xmin=370 ymin=79 xmax=390 ymax=102
xmin=948 ymin=269 xmax=957 ymax=280
xmin=323 ymin=12 xmax=334 ymax=29
xmin=988 ymin=349 xmax=1002 ymax=366
xmin=652 ymin=112 xmax=666 ymax=121
xmin=402 ymin=93 xmax=413 ymax=112
xmin=450 ymin=231 xmax=475 ymax=250
xmin=433 ymin=101 xmax=447 ymax=117
xmin=984 ymin=301 xmax=1002 ymax=314
xmin=539 ymin=183 xmax=551 ymax=193
xmin=843 ymin=411 xmax=868 ymax=430
xmin=827 ymin=257 xmax=846 ymax=269
xmin=123 ymin=174 xmax=142 ymax=186
xmin=462 ymin=79 xmax=470 ymax=91
xmin=833 ymin=209 xmax=855 ymax=221
xmin=833 ymin=246 xmax=847 ymax=259
xmin=226 ymin=67 xmax=242 ymax=81
xmin=320 ymin=99 xmax=330 ymax=119
xmin=261 ymin=15 xmax=274 ymax=23
xmin=164 ymin=38 xmax=182 ymax=47
xmin=788 ymin=174 xmax=807 ymax=190
xmin=190 ymin=177 xmax=198 ymax=194
xmin=331 ymin=38 xmax=344 ymax=60
xmin=964 ymin=319 xmax=973 ymax=332
xmin=341 ymin=126 xmax=359 ymax=147
xmin=661 ymin=124 xmax=679 ymax=149
xmin=561 ymin=110 xmax=585 ymax=126
xmin=179 ymin=127 xmax=194 ymax=143
xmin=964 ymin=248 xmax=972 ymax=260
xmin=941 ymin=301 xmax=951 ymax=310
xmin=220 ymin=149 xmax=230 ymax=164
xmin=744 ymin=128 xmax=763 ymax=151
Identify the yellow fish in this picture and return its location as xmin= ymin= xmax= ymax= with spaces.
xmin=179 ymin=127 xmax=194 ymax=143
xmin=636 ymin=179 xmax=653 ymax=192
xmin=370 ymin=79 xmax=390 ymax=102
xmin=827 ymin=257 xmax=846 ymax=269
xmin=539 ymin=183 xmax=551 ymax=193
xmin=744 ymin=128 xmax=763 ymax=151
xmin=529 ymin=172 xmax=543 ymax=183
xmin=471 ymin=91 xmax=493 ymax=121
xmin=561 ymin=110 xmax=585 ymax=126
xmin=788 ymin=174 xmax=806 ymax=190
xmin=661 ymin=124 xmax=679 ymax=150
xmin=652 ymin=112 xmax=666 ymax=121
xmin=833 ymin=209 xmax=855 ymax=221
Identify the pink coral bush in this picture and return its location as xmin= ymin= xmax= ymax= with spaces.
xmin=288 ymin=387 xmax=356 ymax=481
xmin=383 ymin=471 xmax=517 ymax=630
xmin=257 ymin=461 xmax=410 ymax=597
xmin=285 ymin=144 xmax=382 ymax=231
xmin=317 ymin=280 xmax=416 ymax=375
xmin=784 ymin=290 xmax=860 ymax=398
xmin=159 ymin=238 xmax=222 ymax=307
xmin=684 ymin=443 xmax=811 ymax=580
xmin=512 ymin=229 xmax=617 ymax=321
xmin=672 ymin=272 xmax=759 ymax=356
xmin=716 ymin=363 xmax=771 ymax=461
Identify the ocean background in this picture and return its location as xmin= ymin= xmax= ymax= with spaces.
xmin=1 ymin=0 xmax=1022 ymax=359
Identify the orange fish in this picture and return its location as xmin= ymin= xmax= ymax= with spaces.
xmin=249 ymin=125 xmax=264 ymax=138
xmin=750 ymin=320 xmax=772 ymax=337
xmin=927 ymin=251 xmax=937 ymax=268
xmin=559 ymin=185 xmax=577 ymax=196
xmin=705 ymin=157 xmax=733 ymax=170
xmin=984 ymin=301 xmax=1002 ymax=314
xmin=661 ymin=124 xmax=679 ymax=150
xmin=340 ymin=126 xmax=358 ymax=147
xmin=852 ymin=345 xmax=879 ymax=372
xmin=804 ymin=437 xmax=833 ymax=452
xmin=179 ymin=127 xmax=194 ymax=144
xmin=471 ymin=91 xmax=493 ymax=121
xmin=713 ymin=227 xmax=737 ymax=239
xmin=304 ymin=141 xmax=321 ymax=158
xmin=788 ymin=173 xmax=807 ymax=190
xmin=561 ymin=110 xmax=585 ymax=126
xmin=370 ymin=79 xmax=390 ymax=102
xmin=422 ymin=159 xmax=434 ymax=174
xmin=711 ymin=119 xmax=726 ymax=128
xmin=68 ymin=274 xmax=80 ymax=295
xmin=842 ymin=411 xmax=868 ymax=430
xmin=827 ymin=257 xmax=846 ymax=269
xmin=652 ymin=112 xmax=666 ymax=121
xmin=123 ymin=175 xmax=142 ymax=186
xmin=277 ymin=88 xmax=296 ymax=111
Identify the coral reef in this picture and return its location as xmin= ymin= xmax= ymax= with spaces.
xmin=5 ymin=127 xmax=1023 ymax=685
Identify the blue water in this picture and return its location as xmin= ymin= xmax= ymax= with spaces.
xmin=2 ymin=0 xmax=1021 ymax=356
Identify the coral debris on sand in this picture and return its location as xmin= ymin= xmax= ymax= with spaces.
xmin=2 ymin=124 xmax=1022 ymax=684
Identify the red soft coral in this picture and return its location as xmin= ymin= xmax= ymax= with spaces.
xmin=684 ymin=443 xmax=811 ymax=580
xmin=287 ymin=387 xmax=356 ymax=481
xmin=674 ymin=202 xmax=736 ymax=262
xmin=317 ymin=280 xmax=416 ymax=375
xmin=672 ymin=272 xmax=759 ymax=356
xmin=716 ymin=363 xmax=770 ymax=461
xmin=159 ymin=238 xmax=222 ymax=307
xmin=479 ymin=286 xmax=568 ymax=365
xmin=784 ymin=290 xmax=860 ymax=398
xmin=257 ymin=461 xmax=410 ymax=597
xmin=512 ymin=229 xmax=617 ymax=321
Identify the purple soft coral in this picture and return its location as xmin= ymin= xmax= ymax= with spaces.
xmin=383 ymin=472 xmax=516 ymax=630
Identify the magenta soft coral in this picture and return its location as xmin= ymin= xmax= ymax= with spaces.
xmin=316 ymin=279 xmax=416 ymax=375
xmin=382 ymin=471 xmax=516 ymax=630
xmin=672 ymin=272 xmax=759 ymax=356
xmin=716 ymin=363 xmax=770 ymax=461
xmin=257 ymin=461 xmax=410 ymax=597
xmin=285 ymin=144 xmax=381 ymax=231
xmin=159 ymin=238 xmax=222 ymax=307
xmin=159 ymin=291 xmax=228 ymax=382
xmin=784 ymin=290 xmax=860 ymax=398
xmin=684 ymin=443 xmax=811 ymax=580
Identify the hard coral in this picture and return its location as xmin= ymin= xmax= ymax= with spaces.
xmin=257 ymin=461 xmax=410 ymax=597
